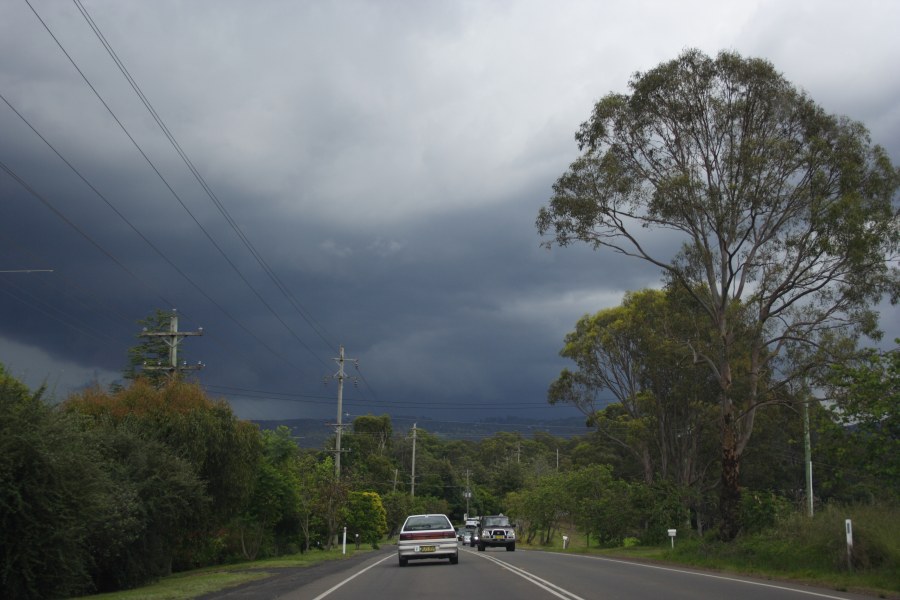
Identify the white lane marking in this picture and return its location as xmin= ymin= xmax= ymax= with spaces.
xmin=470 ymin=550 xmax=586 ymax=600
xmin=565 ymin=553 xmax=859 ymax=599
xmin=310 ymin=554 xmax=393 ymax=600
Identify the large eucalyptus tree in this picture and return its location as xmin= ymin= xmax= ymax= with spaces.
xmin=537 ymin=49 xmax=899 ymax=539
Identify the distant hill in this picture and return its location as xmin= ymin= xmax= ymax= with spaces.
xmin=252 ymin=415 xmax=589 ymax=449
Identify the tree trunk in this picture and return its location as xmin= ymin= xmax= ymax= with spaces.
xmin=718 ymin=409 xmax=742 ymax=540
xmin=641 ymin=447 xmax=654 ymax=485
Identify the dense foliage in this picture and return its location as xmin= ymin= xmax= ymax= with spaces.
xmin=537 ymin=48 xmax=899 ymax=539
xmin=1 ymin=368 xmax=112 ymax=598
xmin=0 ymin=340 xmax=900 ymax=599
xmin=1 ymin=352 xmax=897 ymax=598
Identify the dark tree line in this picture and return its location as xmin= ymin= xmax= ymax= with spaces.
xmin=2 ymin=347 xmax=896 ymax=599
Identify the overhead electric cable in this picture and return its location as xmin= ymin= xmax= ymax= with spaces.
xmin=75 ymin=0 xmax=338 ymax=355
xmin=76 ymin=0 xmax=384 ymax=404
xmin=0 ymin=159 xmax=164 ymax=298
xmin=0 ymin=92 xmax=299 ymax=370
xmin=74 ymin=0 xmax=383 ymax=406
xmin=1 ymin=233 xmax=128 ymax=328
xmin=0 ymin=158 xmax=208 ymax=348
xmin=0 ymin=280 xmax=117 ymax=346
xmin=204 ymin=383 xmax=567 ymax=411
xmin=26 ymin=0 xmax=332 ymax=373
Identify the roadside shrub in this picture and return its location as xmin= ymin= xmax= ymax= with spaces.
xmin=671 ymin=501 xmax=899 ymax=579
xmin=740 ymin=490 xmax=792 ymax=533
xmin=783 ymin=503 xmax=898 ymax=572
xmin=634 ymin=480 xmax=692 ymax=544
xmin=0 ymin=370 xmax=109 ymax=599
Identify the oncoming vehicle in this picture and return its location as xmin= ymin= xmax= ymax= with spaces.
xmin=477 ymin=514 xmax=516 ymax=551
xmin=397 ymin=514 xmax=459 ymax=566
xmin=460 ymin=529 xmax=473 ymax=544
xmin=462 ymin=516 xmax=479 ymax=546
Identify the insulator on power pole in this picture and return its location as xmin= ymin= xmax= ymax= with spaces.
xmin=138 ymin=310 xmax=204 ymax=377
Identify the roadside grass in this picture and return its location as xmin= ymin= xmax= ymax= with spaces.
xmin=80 ymin=505 xmax=900 ymax=600
xmin=79 ymin=547 xmax=376 ymax=600
xmin=523 ymin=503 xmax=899 ymax=598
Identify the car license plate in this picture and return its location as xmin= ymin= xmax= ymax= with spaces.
xmin=418 ymin=545 xmax=436 ymax=552
xmin=493 ymin=534 xmax=504 ymax=539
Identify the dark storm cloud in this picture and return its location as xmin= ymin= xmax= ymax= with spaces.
xmin=2 ymin=1 xmax=898 ymax=425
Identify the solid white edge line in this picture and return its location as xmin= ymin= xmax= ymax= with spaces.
xmin=310 ymin=553 xmax=394 ymax=600
xmin=470 ymin=550 xmax=586 ymax=600
xmin=565 ymin=553 xmax=859 ymax=600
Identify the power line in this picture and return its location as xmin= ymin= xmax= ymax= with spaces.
xmin=71 ymin=0 xmax=346 ymax=372
xmin=73 ymin=0 xmax=386 ymax=405
xmin=24 ymin=0 xmax=332 ymax=374
xmin=0 ymin=93 xmax=299 ymax=371
xmin=203 ymin=383 xmax=562 ymax=410
xmin=76 ymin=0 xmax=338 ymax=353
xmin=0 ymin=159 xmax=166 ymax=301
xmin=0 ymin=278 xmax=116 ymax=346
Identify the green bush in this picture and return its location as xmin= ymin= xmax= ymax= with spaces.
xmin=1 ymin=372 xmax=110 ymax=599
xmin=739 ymin=490 xmax=793 ymax=533
xmin=671 ymin=501 xmax=899 ymax=579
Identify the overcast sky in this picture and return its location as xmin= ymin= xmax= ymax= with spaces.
xmin=1 ymin=0 xmax=898 ymax=432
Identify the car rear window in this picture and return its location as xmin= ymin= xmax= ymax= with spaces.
xmin=404 ymin=516 xmax=451 ymax=531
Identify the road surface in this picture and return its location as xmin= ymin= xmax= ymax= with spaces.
xmin=201 ymin=546 xmax=882 ymax=600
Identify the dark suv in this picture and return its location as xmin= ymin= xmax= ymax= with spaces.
xmin=476 ymin=514 xmax=516 ymax=551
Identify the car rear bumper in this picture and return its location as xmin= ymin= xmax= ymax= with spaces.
xmin=398 ymin=541 xmax=459 ymax=560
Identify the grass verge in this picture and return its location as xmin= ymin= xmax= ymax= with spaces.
xmin=523 ymin=504 xmax=899 ymax=599
xmin=80 ymin=548 xmax=375 ymax=600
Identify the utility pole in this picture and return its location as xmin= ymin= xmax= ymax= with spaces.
xmin=464 ymin=469 xmax=471 ymax=517
xmin=803 ymin=399 xmax=814 ymax=517
xmin=141 ymin=309 xmax=203 ymax=379
xmin=410 ymin=423 xmax=417 ymax=497
xmin=326 ymin=345 xmax=357 ymax=479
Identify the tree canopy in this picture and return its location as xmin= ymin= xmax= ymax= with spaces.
xmin=549 ymin=288 xmax=720 ymax=495
xmin=2 ymin=358 xmax=897 ymax=597
xmin=537 ymin=48 xmax=899 ymax=539
xmin=823 ymin=343 xmax=899 ymax=497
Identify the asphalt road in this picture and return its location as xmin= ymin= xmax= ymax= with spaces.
xmin=202 ymin=546 xmax=882 ymax=600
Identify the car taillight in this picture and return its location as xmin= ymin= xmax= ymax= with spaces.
xmin=400 ymin=531 xmax=455 ymax=541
